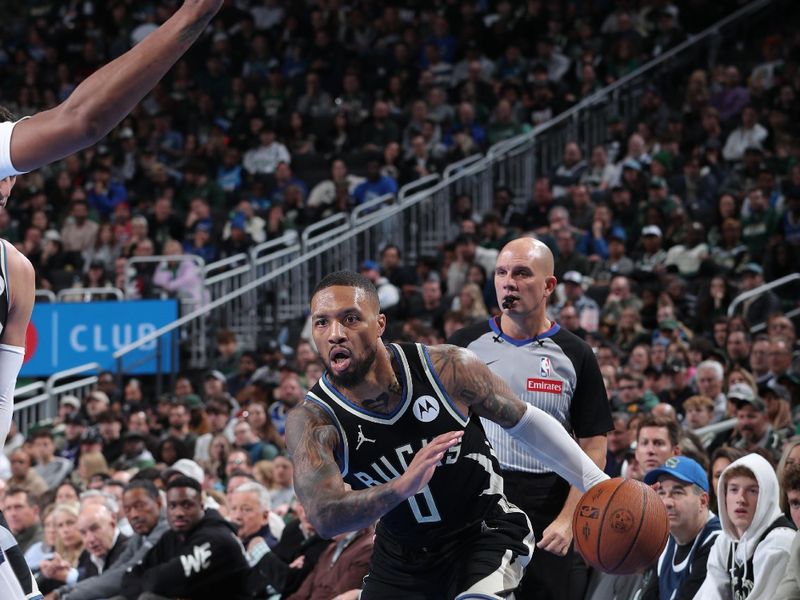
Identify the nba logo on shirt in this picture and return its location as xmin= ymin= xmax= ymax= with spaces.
xmin=540 ymin=357 xmax=552 ymax=378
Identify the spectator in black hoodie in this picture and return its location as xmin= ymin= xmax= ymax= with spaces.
xmin=118 ymin=476 xmax=249 ymax=600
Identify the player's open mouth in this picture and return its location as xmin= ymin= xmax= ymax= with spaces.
xmin=330 ymin=348 xmax=352 ymax=371
xmin=502 ymin=295 xmax=520 ymax=309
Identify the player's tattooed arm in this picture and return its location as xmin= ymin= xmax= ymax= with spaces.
xmin=285 ymin=402 xmax=397 ymax=537
xmin=285 ymin=401 xmax=461 ymax=538
xmin=428 ymin=344 xmax=526 ymax=428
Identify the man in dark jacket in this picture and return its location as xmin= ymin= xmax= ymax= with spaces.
xmin=119 ymin=476 xmax=249 ymax=600
xmin=74 ymin=503 xmax=129 ymax=581
xmin=247 ymin=500 xmax=331 ymax=598
xmin=41 ymin=503 xmax=128 ymax=594
xmin=639 ymin=456 xmax=721 ymax=600
xmin=285 ymin=525 xmax=374 ymax=600
xmin=59 ymin=479 xmax=169 ymax=600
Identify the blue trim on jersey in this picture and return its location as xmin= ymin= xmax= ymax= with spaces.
xmin=304 ymin=394 xmax=347 ymax=473
xmin=421 ymin=345 xmax=468 ymax=421
xmin=488 ymin=317 xmax=561 ymax=346
xmin=386 ymin=343 xmax=409 ymax=399
xmin=321 ymin=369 xmax=407 ymax=421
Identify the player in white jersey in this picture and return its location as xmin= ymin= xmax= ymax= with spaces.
xmin=0 ymin=2 xmax=224 ymax=597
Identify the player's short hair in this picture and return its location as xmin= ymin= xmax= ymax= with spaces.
xmin=312 ymin=270 xmax=379 ymax=308
xmin=636 ymin=414 xmax=681 ymax=447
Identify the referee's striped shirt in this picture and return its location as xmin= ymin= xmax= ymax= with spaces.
xmin=448 ymin=318 xmax=612 ymax=473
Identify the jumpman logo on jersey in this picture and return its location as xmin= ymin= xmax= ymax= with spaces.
xmin=356 ymin=425 xmax=376 ymax=450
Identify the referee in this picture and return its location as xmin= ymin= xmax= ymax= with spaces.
xmin=448 ymin=237 xmax=612 ymax=600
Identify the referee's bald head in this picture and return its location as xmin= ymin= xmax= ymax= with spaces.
xmin=498 ymin=237 xmax=554 ymax=278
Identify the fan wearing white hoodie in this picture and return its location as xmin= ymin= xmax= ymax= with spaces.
xmin=693 ymin=453 xmax=796 ymax=600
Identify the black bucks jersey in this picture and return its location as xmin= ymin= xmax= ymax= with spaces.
xmin=306 ymin=342 xmax=513 ymax=546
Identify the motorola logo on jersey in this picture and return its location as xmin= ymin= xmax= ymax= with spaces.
xmin=526 ymin=378 xmax=563 ymax=394
xmin=412 ymin=395 xmax=440 ymax=422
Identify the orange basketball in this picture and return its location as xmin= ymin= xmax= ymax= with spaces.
xmin=572 ymin=478 xmax=669 ymax=575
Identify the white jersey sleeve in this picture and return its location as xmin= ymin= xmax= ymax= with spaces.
xmin=0 ymin=344 xmax=24 ymax=451
xmin=0 ymin=119 xmax=30 ymax=181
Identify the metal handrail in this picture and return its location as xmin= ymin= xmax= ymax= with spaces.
xmin=56 ymin=287 xmax=124 ymax=301
xmin=127 ymin=254 xmax=205 ymax=270
xmin=204 ymin=263 xmax=251 ymax=287
xmin=249 ymin=232 xmax=299 ymax=262
xmin=300 ymin=213 xmax=349 ymax=241
xmin=252 ymin=242 xmax=302 ymax=268
xmin=350 ymin=193 xmax=396 ymax=224
xmin=15 ymin=381 xmax=46 ymax=398
xmin=109 ymin=0 xmax=777 ymax=374
xmin=203 ymin=254 xmax=249 ymax=277
xmin=34 ymin=290 xmax=56 ymax=303
xmin=45 ymin=362 xmax=102 ymax=394
xmin=443 ymin=154 xmax=483 ymax=179
xmin=694 ymin=418 xmax=737 ymax=437
xmin=485 ymin=0 xmax=775 ymax=164
xmin=50 ymin=375 xmax=100 ymax=398
xmin=13 ymin=364 xmax=101 ymax=434
xmin=300 ymin=213 xmax=350 ymax=249
xmin=13 ymin=392 xmax=51 ymax=412
xmin=752 ymin=306 xmax=800 ymax=334
xmin=111 ymin=174 xmax=479 ymax=361
xmin=398 ymin=174 xmax=440 ymax=202
xmin=727 ymin=273 xmax=800 ymax=317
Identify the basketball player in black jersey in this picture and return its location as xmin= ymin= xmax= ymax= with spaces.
xmin=286 ymin=271 xmax=609 ymax=599
xmin=0 ymin=3 xmax=224 ymax=597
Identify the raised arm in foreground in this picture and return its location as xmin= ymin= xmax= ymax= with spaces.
xmin=6 ymin=0 xmax=223 ymax=174
xmin=285 ymin=402 xmax=462 ymax=538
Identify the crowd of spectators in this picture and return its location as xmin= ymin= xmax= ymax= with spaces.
xmin=2 ymin=0 xmax=800 ymax=598
xmin=0 ymin=0 xmax=731 ymax=298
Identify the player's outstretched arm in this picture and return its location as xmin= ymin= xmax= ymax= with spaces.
xmin=7 ymin=0 xmax=223 ymax=174
xmin=0 ymin=244 xmax=35 ymax=449
xmin=285 ymin=401 xmax=461 ymax=539
xmin=429 ymin=344 xmax=608 ymax=492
